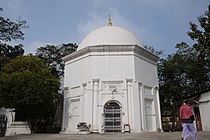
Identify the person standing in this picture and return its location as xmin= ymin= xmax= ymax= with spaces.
xmin=179 ymin=99 xmax=197 ymax=140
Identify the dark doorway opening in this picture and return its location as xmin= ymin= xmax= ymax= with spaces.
xmin=194 ymin=107 xmax=203 ymax=131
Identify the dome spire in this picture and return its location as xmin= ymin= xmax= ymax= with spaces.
xmin=108 ymin=15 xmax=112 ymax=26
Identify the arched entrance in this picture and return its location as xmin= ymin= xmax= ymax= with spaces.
xmin=104 ymin=102 xmax=121 ymax=133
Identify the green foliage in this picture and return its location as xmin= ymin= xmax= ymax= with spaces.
xmin=159 ymin=43 xmax=195 ymax=108
xmin=3 ymin=55 xmax=47 ymax=73
xmin=0 ymin=44 xmax=24 ymax=71
xmin=187 ymin=4 xmax=210 ymax=72
xmin=158 ymin=41 xmax=210 ymax=131
xmin=144 ymin=45 xmax=164 ymax=57
xmin=159 ymin=5 xmax=210 ymax=122
xmin=35 ymin=43 xmax=77 ymax=132
xmin=0 ymin=44 xmax=24 ymax=58
xmin=0 ymin=9 xmax=28 ymax=43
xmin=0 ymin=9 xmax=26 ymax=71
xmin=36 ymin=43 xmax=78 ymax=78
xmin=0 ymin=55 xmax=60 ymax=133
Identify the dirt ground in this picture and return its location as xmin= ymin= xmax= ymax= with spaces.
xmin=1 ymin=131 xmax=210 ymax=140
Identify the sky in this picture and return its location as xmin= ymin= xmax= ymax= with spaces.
xmin=1 ymin=0 xmax=209 ymax=55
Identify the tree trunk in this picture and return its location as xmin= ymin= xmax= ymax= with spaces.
xmin=171 ymin=104 xmax=177 ymax=132
xmin=27 ymin=118 xmax=37 ymax=134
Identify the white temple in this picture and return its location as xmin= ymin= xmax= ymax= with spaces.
xmin=61 ymin=18 xmax=162 ymax=134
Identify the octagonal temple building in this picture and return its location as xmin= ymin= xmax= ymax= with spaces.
xmin=61 ymin=19 xmax=162 ymax=134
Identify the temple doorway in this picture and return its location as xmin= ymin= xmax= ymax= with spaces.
xmin=104 ymin=102 xmax=121 ymax=133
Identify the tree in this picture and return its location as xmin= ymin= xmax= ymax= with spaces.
xmin=158 ymin=42 xmax=209 ymax=131
xmin=35 ymin=43 xmax=78 ymax=129
xmin=36 ymin=43 xmax=78 ymax=78
xmin=187 ymin=4 xmax=210 ymax=82
xmin=0 ymin=9 xmax=28 ymax=43
xmin=159 ymin=5 xmax=210 ymax=131
xmin=0 ymin=8 xmax=27 ymax=71
xmin=0 ymin=55 xmax=60 ymax=133
xmin=158 ymin=44 xmax=186 ymax=131
xmin=0 ymin=43 xmax=24 ymax=71
xmin=144 ymin=45 xmax=164 ymax=56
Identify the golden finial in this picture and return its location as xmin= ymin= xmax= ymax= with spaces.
xmin=108 ymin=15 xmax=112 ymax=26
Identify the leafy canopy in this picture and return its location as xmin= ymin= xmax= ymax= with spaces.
xmin=36 ymin=43 xmax=78 ymax=78
xmin=188 ymin=5 xmax=210 ymax=70
xmin=0 ymin=55 xmax=60 ymax=132
xmin=158 ymin=5 xmax=210 ymax=131
xmin=0 ymin=8 xmax=28 ymax=43
xmin=0 ymin=8 xmax=26 ymax=71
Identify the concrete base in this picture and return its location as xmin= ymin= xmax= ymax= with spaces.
xmin=60 ymin=130 xmax=91 ymax=135
xmin=78 ymin=131 xmax=91 ymax=135
xmin=6 ymin=121 xmax=31 ymax=136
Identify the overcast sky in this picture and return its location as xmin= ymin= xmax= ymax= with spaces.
xmin=1 ymin=0 xmax=209 ymax=55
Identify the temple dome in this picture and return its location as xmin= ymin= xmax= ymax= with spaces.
xmin=78 ymin=26 xmax=143 ymax=50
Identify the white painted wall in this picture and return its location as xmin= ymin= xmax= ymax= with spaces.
xmin=90 ymin=52 xmax=135 ymax=80
xmin=199 ymin=92 xmax=210 ymax=131
xmin=134 ymin=55 xmax=158 ymax=85
xmin=61 ymin=46 xmax=160 ymax=134
xmin=133 ymin=55 xmax=161 ymax=131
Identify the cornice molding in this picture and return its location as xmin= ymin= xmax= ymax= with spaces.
xmin=62 ymin=45 xmax=159 ymax=63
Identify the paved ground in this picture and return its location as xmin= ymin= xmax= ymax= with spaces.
xmin=1 ymin=131 xmax=210 ymax=140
